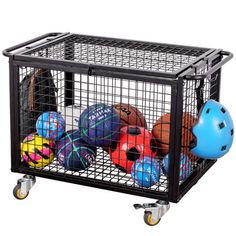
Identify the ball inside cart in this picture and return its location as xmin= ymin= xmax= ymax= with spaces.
xmin=109 ymin=126 xmax=158 ymax=174
xmin=152 ymin=112 xmax=197 ymax=158
xmin=131 ymin=156 xmax=160 ymax=188
xmin=36 ymin=111 xmax=65 ymax=140
xmin=21 ymin=133 xmax=55 ymax=168
xmin=78 ymin=103 xmax=121 ymax=147
xmin=56 ymin=130 xmax=97 ymax=171
xmin=162 ymin=153 xmax=192 ymax=181
xmin=112 ymin=103 xmax=147 ymax=128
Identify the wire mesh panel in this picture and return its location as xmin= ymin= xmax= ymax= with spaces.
xmin=24 ymin=34 xmax=210 ymax=74
xmin=18 ymin=66 xmax=175 ymax=195
xmin=180 ymin=77 xmax=212 ymax=179
xmin=177 ymin=61 xmax=221 ymax=198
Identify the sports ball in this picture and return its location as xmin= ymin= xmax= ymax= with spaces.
xmin=109 ymin=126 xmax=158 ymax=173
xmin=60 ymin=105 xmax=82 ymax=131
xmin=21 ymin=133 xmax=55 ymax=168
xmin=78 ymin=103 xmax=120 ymax=147
xmin=152 ymin=113 xmax=197 ymax=159
xmin=131 ymin=156 xmax=160 ymax=188
xmin=112 ymin=103 xmax=147 ymax=128
xmin=36 ymin=111 xmax=65 ymax=140
xmin=162 ymin=153 xmax=192 ymax=181
xmin=56 ymin=130 xmax=96 ymax=171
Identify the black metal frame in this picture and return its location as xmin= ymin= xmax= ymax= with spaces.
xmin=3 ymin=32 xmax=233 ymax=203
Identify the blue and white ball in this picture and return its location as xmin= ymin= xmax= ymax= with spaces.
xmin=36 ymin=111 xmax=65 ymax=140
xmin=131 ymin=156 xmax=160 ymax=188
xmin=162 ymin=153 xmax=192 ymax=181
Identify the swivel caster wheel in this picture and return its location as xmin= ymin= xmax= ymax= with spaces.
xmin=134 ymin=200 xmax=170 ymax=226
xmin=13 ymin=184 xmax=29 ymax=200
xmin=13 ymin=175 xmax=36 ymax=200
xmin=144 ymin=212 xmax=161 ymax=226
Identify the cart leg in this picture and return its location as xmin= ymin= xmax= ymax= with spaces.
xmin=13 ymin=175 xmax=36 ymax=200
xmin=134 ymin=200 xmax=170 ymax=226
xmin=64 ymin=41 xmax=75 ymax=107
xmin=65 ymin=72 xmax=74 ymax=106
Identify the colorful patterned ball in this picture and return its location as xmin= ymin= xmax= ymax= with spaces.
xmin=56 ymin=130 xmax=97 ymax=171
xmin=21 ymin=133 xmax=55 ymax=168
xmin=78 ymin=103 xmax=120 ymax=147
xmin=162 ymin=153 xmax=192 ymax=181
xmin=131 ymin=156 xmax=160 ymax=188
xmin=36 ymin=111 xmax=65 ymax=140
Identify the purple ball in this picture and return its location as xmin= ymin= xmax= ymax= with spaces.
xmin=78 ymin=103 xmax=120 ymax=147
xmin=56 ymin=130 xmax=96 ymax=171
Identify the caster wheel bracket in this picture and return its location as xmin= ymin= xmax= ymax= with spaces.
xmin=17 ymin=175 xmax=36 ymax=196
xmin=134 ymin=200 xmax=170 ymax=225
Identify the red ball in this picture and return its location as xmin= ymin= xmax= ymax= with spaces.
xmin=109 ymin=126 xmax=158 ymax=173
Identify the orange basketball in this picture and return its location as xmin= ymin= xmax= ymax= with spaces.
xmin=113 ymin=103 xmax=147 ymax=128
xmin=152 ymin=113 xmax=197 ymax=160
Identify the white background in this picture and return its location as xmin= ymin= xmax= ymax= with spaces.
xmin=0 ymin=0 xmax=236 ymax=235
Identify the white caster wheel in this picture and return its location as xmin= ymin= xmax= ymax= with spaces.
xmin=13 ymin=175 xmax=36 ymax=200
xmin=134 ymin=200 xmax=170 ymax=226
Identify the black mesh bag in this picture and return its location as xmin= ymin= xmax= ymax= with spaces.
xmin=20 ymin=68 xmax=57 ymax=140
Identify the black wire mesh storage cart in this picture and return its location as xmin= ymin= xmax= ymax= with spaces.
xmin=3 ymin=32 xmax=233 ymax=226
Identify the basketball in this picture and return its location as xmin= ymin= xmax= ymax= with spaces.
xmin=113 ymin=103 xmax=147 ymax=128
xmin=21 ymin=133 xmax=55 ymax=168
xmin=56 ymin=130 xmax=96 ymax=171
xmin=131 ymin=156 xmax=160 ymax=188
xmin=109 ymin=126 xmax=158 ymax=173
xmin=36 ymin=111 xmax=65 ymax=140
xmin=162 ymin=153 xmax=192 ymax=181
xmin=78 ymin=103 xmax=120 ymax=147
xmin=152 ymin=113 xmax=197 ymax=159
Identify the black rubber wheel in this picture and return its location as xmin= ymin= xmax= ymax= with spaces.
xmin=143 ymin=212 xmax=161 ymax=226
xmin=13 ymin=184 xmax=29 ymax=200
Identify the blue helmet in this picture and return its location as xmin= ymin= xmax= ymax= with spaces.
xmin=191 ymin=99 xmax=234 ymax=159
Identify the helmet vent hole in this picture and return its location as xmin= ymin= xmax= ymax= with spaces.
xmin=219 ymin=122 xmax=225 ymax=129
xmin=231 ymin=129 xmax=234 ymax=136
xmin=206 ymin=108 xmax=210 ymax=114
xmin=126 ymin=147 xmax=140 ymax=161
xmin=221 ymin=107 xmax=226 ymax=113
xmin=221 ymin=145 xmax=227 ymax=151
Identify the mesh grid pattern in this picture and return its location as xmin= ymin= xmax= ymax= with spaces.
xmin=18 ymin=60 xmax=220 ymax=196
xmin=180 ymin=64 xmax=219 ymax=183
xmin=19 ymin=67 xmax=173 ymax=193
xmin=16 ymin=35 xmax=219 ymax=199
xmin=24 ymin=34 xmax=209 ymax=73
